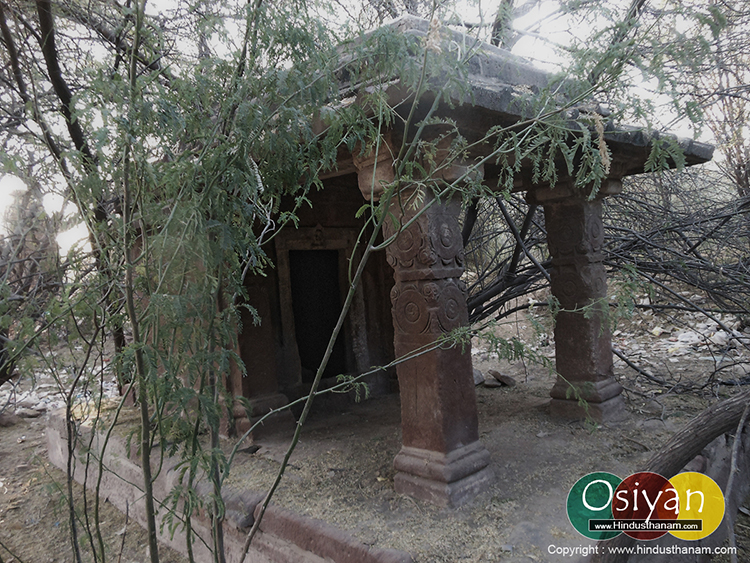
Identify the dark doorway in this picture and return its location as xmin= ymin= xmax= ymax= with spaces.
xmin=289 ymin=250 xmax=347 ymax=382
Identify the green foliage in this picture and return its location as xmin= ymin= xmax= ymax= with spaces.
xmin=644 ymin=136 xmax=687 ymax=173
xmin=335 ymin=374 xmax=371 ymax=402
xmin=2 ymin=0 xmax=740 ymax=560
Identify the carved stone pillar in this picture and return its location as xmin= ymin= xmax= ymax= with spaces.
xmin=529 ymin=182 xmax=625 ymax=422
xmin=382 ymin=189 xmax=492 ymax=507
xmin=228 ymin=278 xmax=294 ymax=439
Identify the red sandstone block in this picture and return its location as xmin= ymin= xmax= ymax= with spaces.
xmin=253 ymin=504 xmax=413 ymax=563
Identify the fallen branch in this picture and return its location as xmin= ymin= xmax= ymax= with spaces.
xmin=592 ymin=388 xmax=750 ymax=562
xmin=725 ymin=402 xmax=750 ymax=563
xmin=612 ymin=346 xmax=668 ymax=386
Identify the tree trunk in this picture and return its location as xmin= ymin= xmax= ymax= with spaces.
xmin=0 ymin=328 xmax=15 ymax=387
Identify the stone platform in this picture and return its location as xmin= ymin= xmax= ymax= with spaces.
xmin=45 ymin=407 xmax=412 ymax=563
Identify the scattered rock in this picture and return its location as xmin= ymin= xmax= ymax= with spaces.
xmin=487 ymin=370 xmax=517 ymax=387
xmin=473 ymin=369 xmax=484 ymax=386
xmin=0 ymin=412 xmax=21 ymax=427
xmin=483 ymin=379 xmax=503 ymax=388
xmin=675 ymin=331 xmax=701 ymax=345
xmin=709 ymin=330 xmax=729 ymax=346
xmin=18 ymin=396 xmax=39 ymax=409
xmin=15 ymin=408 xmax=41 ymax=419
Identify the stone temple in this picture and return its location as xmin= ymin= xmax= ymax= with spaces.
xmin=223 ymin=16 xmax=713 ymax=508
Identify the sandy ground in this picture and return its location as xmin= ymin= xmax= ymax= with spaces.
xmin=1 ymin=304 xmax=750 ymax=562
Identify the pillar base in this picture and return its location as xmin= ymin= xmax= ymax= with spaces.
xmin=549 ymin=375 xmax=625 ymax=422
xmin=548 ymin=374 xmax=627 ymax=423
xmin=393 ymin=442 xmax=493 ymax=507
xmin=550 ymin=395 xmax=626 ymax=422
xmin=233 ymin=393 xmax=295 ymax=439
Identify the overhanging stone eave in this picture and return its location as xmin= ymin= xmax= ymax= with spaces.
xmin=500 ymin=129 xmax=715 ymax=195
xmin=318 ymin=79 xmax=715 ymax=185
xmin=607 ymin=122 xmax=712 ymax=159
xmin=338 ymin=15 xmax=550 ymax=90
xmin=316 ymin=80 xmax=553 ymax=182
xmin=318 ymin=15 xmax=715 ymax=184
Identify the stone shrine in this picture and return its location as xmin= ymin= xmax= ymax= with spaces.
xmin=226 ymin=16 xmax=713 ymax=507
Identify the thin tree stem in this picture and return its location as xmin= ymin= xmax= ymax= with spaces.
xmin=122 ymin=1 xmax=159 ymax=561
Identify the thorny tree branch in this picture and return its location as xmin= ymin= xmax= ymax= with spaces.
xmin=463 ymin=168 xmax=750 ymax=389
xmin=35 ymin=0 xmax=97 ymax=172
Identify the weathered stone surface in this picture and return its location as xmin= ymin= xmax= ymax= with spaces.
xmin=381 ymin=186 xmax=492 ymax=506
xmin=535 ymin=191 xmax=625 ymax=422
xmin=0 ymin=413 xmax=20 ymax=427
xmin=483 ymin=378 xmax=504 ymax=388
xmin=253 ymin=503 xmax=414 ymax=563
xmin=352 ymin=137 xmax=395 ymax=202
xmin=473 ymin=368 xmax=484 ymax=386
xmin=487 ymin=370 xmax=516 ymax=387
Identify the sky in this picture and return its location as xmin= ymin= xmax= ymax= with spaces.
xmin=0 ymin=176 xmax=27 ymax=235
xmin=0 ymin=0 xmax=716 ymax=254
xmin=0 ymin=175 xmax=89 ymax=255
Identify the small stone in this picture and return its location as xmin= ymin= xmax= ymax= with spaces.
xmin=473 ymin=369 xmax=484 ymax=386
xmin=482 ymin=379 xmax=503 ymax=388
xmin=19 ymin=395 xmax=39 ymax=408
xmin=0 ymin=413 xmax=20 ymax=427
xmin=15 ymin=408 xmax=41 ymax=419
xmin=488 ymin=370 xmax=516 ymax=387
xmin=710 ymin=331 xmax=729 ymax=346
xmin=676 ymin=331 xmax=701 ymax=345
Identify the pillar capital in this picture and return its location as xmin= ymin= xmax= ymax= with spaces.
xmin=353 ymin=130 xmax=484 ymax=202
xmin=352 ymin=134 xmax=395 ymax=202
xmin=525 ymin=179 xmax=622 ymax=205
xmin=427 ymin=134 xmax=485 ymax=185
